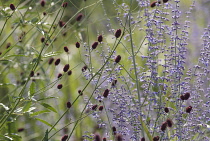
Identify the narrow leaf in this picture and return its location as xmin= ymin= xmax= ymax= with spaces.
xmin=138 ymin=115 xmax=153 ymax=141
xmin=41 ymin=103 xmax=57 ymax=113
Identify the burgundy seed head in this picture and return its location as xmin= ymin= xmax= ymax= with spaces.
xmin=112 ymin=126 xmax=116 ymax=135
xmin=78 ymin=90 xmax=83 ymax=96
xmin=40 ymin=0 xmax=45 ymax=7
xmin=76 ymin=42 xmax=80 ymax=48
xmin=64 ymin=46 xmax=69 ymax=52
xmin=186 ymin=106 xmax=192 ymax=113
xmin=184 ymin=92 xmax=190 ymax=100
xmin=115 ymin=29 xmax=122 ymax=38
xmin=163 ymin=0 xmax=169 ymax=3
xmin=153 ymin=136 xmax=160 ymax=141
xmin=57 ymin=84 xmax=63 ymax=89
xmin=166 ymin=119 xmax=173 ymax=128
xmin=111 ymin=79 xmax=117 ymax=87
xmin=43 ymin=12 xmax=47 ymax=16
xmin=164 ymin=107 xmax=169 ymax=113
xmin=92 ymin=104 xmax=98 ymax=110
xmin=6 ymin=43 xmax=11 ymax=49
xmin=17 ymin=128 xmax=24 ymax=132
xmin=103 ymin=138 xmax=107 ymax=141
xmin=62 ymin=2 xmax=68 ymax=8
xmin=180 ymin=95 xmax=185 ymax=100
xmin=98 ymin=106 xmax=103 ymax=111
xmin=67 ymin=70 xmax=72 ymax=75
xmin=10 ymin=4 xmax=16 ymax=11
xmin=30 ymin=71 xmax=34 ymax=77
xmin=55 ymin=58 xmax=61 ymax=66
xmin=92 ymin=42 xmax=98 ymax=49
xmin=115 ymin=55 xmax=121 ymax=63
xmin=141 ymin=137 xmax=145 ymax=141
xmin=98 ymin=35 xmax=103 ymax=42
xmin=161 ymin=122 xmax=167 ymax=131
xmin=59 ymin=21 xmax=64 ymax=27
xmin=61 ymin=134 xmax=68 ymax=141
xmin=116 ymin=134 xmax=123 ymax=141
xmin=66 ymin=101 xmax=71 ymax=108
xmin=103 ymin=89 xmax=109 ymax=98
xmin=76 ymin=13 xmax=83 ymax=21
xmin=49 ymin=57 xmax=54 ymax=65
xmin=82 ymin=65 xmax=88 ymax=72
xmin=41 ymin=37 xmax=45 ymax=43
xmin=63 ymin=64 xmax=70 ymax=72
xmin=57 ymin=73 xmax=62 ymax=78
xmin=94 ymin=134 xmax=101 ymax=141
xmin=37 ymin=72 xmax=40 ymax=76
xmin=150 ymin=1 xmax=161 ymax=8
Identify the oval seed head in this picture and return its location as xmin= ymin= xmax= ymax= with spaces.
xmin=112 ymin=126 xmax=117 ymax=135
xmin=98 ymin=35 xmax=103 ymax=42
xmin=55 ymin=58 xmax=61 ymax=66
xmin=41 ymin=37 xmax=45 ymax=43
xmin=163 ymin=0 xmax=169 ymax=3
xmin=164 ymin=107 xmax=169 ymax=113
xmin=150 ymin=1 xmax=161 ymax=8
xmin=62 ymin=2 xmax=68 ymax=7
xmin=76 ymin=13 xmax=83 ymax=21
xmin=153 ymin=136 xmax=160 ymax=141
xmin=141 ymin=137 xmax=145 ymax=141
xmin=115 ymin=55 xmax=121 ymax=63
xmin=92 ymin=42 xmax=98 ymax=49
xmin=115 ymin=29 xmax=122 ymax=38
xmin=64 ymin=46 xmax=69 ymax=52
xmin=94 ymin=134 xmax=101 ymax=141
xmin=166 ymin=119 xmax=173 ymax=128
xmin=103 ymin=89 xmax=109 ymax=98
xmin=184 ymin=92 xmax=190 ymax=100
xmin=67 ymin=70 xmax=72 ymax=75
xmin=48 ymin=57 xmax=54 ymax=65
xmin=10 ymin=4 xmax=16 ymax=11
xmin=186 ymin=106 xmax=192 ymax=113
xmin=30 ymin=71 xmax=34 ymax=77
xmin=57 ymin=84 xmax=63 ymax=89
xmin=103 ymin=138 xmax=107 ymax=141
xmin=160 ymin=122 xmax=167 ymax=131
xmin=76 ymin=42 xmax=80 ymax=48
xmin=66 ymin=101 xmax=71 ymax=108
xmin=92 ymin=104 xmax=98 ymax=110
xmin=40 ymin=0 xmax=45 ymax=7
xmin=57 ymin=73 xmax=62 ymax=78
xmin=98 ymin=106 xmax=103 ymax=111
xmin=63 ymin=64 xmax=70 ymax=72
xmin=116 ymin=134 xmax=123 ymax=141
xmin=59 ymin=21 xmax=64 ymax=27
xmin=82 ymin=65 xmax=88 ymax=72
xmin=180 ymin=95 xmax=185 ymax=100
xmin=61 ymin=134 xmax=68 ymax=141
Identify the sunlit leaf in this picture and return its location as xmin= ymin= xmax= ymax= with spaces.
xmin=40 ymin=103 xmax=57 ymax=113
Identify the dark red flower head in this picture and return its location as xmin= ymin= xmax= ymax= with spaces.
xmin=61 ymin=134 xmax=68 ymax=141
xmin=82 ymin=65 xmax=88 ymax=72
xmin=55 ymin=58 xmax=61 ymax=66
xmin=92 ymin=104 xmax=98 ymax=110
xmin=62 ymin=2 xmax=68 ymax=8
xmin=160 ymin=122 xmax=167 ymax=131
xmin=111 ymin=79 xmax=117 ymax=87
xmin=141 ymin=137 xmax=145 ymax=141
xmin=115 ymin=55 xmax=121 ymax=63
xmin=94 ymin=134 xmax=101 ymax=141
xmin=57 ymin=84 xmax=63 ymax=89
xmin=163 ymin=0 xmax=169 ymax=3
xmin=63 ymin=64 xmax=70 ymax=72
xmin=103 ymin=89 xmax=110 ymax=98
xmin=184 ymin=92 xmax=190 ymax=100
xmin=164 ymin=107 xmax=169 ymax=113
xmin=166 ymin=118 xmax=173 ymax=128
xmin=98 ymin=106 xmax=103 ymax=111
xmin=116 ymin=134 xmax=123 ymax=141
xmin=98 ymin=35 xmax=103 ymax=42
xmin=10 ymin=4 xmax=16 ymax=11
xmin=64 ymin=46 xmax=69 ymax=52
xmin=186 ymin=106 xmax=192 ymax=113
xmin=115 ymin=29 xmax=122 ymax=38
xmin=66 ymin=101 xmax=71 ymax=108
xmin=40 ymin=0 xmax=45 ymax=7
xmin=76 ymin=13 xmax=83 ymax=21
xmin=48 ymin=57 xmax=54 ymax=65
xmin=92 ymin=42 xmax=98 ymax=49
xmin=76 ymin=42 xmax=80 ymax=48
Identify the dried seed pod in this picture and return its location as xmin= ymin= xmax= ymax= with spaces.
xmin=115 ymin=29 xmax=122 ymax=38
xmin=186 ymin=106 xmax=192 ymax=113
xmin=98 ymin=106 xmax=103 ymax=111
xmin=98 ymin=35 xmax=103 ymax=42
xmin=160 ymin=122 xmax=167 ymax=131
xmin=40 ymin=0 xmax=45 ymax=7
xmin=164 ymin=107 xmax=169 ymax=113
xmin=62 ymin=2 xmax=68 ymax=7
xmin=10 ymin=4 xmax=16 ymax=11
xmin=66 ymin=101 xmax=71 ymax=108
xmin=166 ymin=119 xmax=173 ymax=128
xmin=63 ymin=64 xmax=70 ymax=72
xmin=55 ymin=58 xmax=60 ymax=66
xmin=57 ymin=73 xmax=62 ymax=78
xmin=94 ymin=134 xmax=101 ymax=141
xmin=141 ymin=137 xmax=145 ymax=141
xmin=103 ymin=89 xmax=109 ymax=98
xmin=67 ymin=70 xmax=72 ymax=75
xmin=41 ymin=37 xmax=45 ymax=43
xmin=48 ymin=57 xmax=54 ymax=65
xmin=115 ymin=55 xmax=121 ymax=63
xmin=76 ymin=42 xmax=80 ymax=48
xmin=61 ymin=134 xmax=68 ymax=141
xmin=92 ymin=42 xmax=98 ymax=49
xmin=64 ymin=46 xmax=69 ymax=52
xmin=76 ymin=13 xmax=83 ymax=21
xmin=57 ymin=84 xmax=63 ymax=89
xmin=116 ymin=134 xmax=123 ymax=141
xmin=92 ymin=104 xmax=98 ymax=110
xmin=184 ymin=92 xmax=190 ymax=100
xmin=82 ymin=65 xmax=88 ymax=72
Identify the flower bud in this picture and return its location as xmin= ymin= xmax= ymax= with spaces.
xmin=66 ymin=101 xmax=71 ymax=108
xmin=76 ymin=13 xmax=83 ymax=21
xmin=186 ymin=106 xmax=192 ymax=113
xmin=61 ymin=134 xmax=68 ymax=141
xmin=103 ymin=89 xmax=109 ymax=98
xmin=98 ymin=35 xmax=103 ymax=42
xmin=55 ymin=58 xmax=60 ymax=66
xmin=10 ymin=4 xmax=15 ymax=11
xmin=48 ymin=57 xmax=54 ymax=65
xmin=64 ymin=46 xmax=69 ymax=52
xmin=76 ymin=42 xmax=80 ymax=48
xmin=57 ymin=84 xmax=63 ymax=89
xmin=63 ymin=64 xmax=70 ymax=72
xmin=115 ymin=55 xmax=121 ymax=63
xmin=92 ymin=42 xmax=98 ymax=49
xmin=115 ymin=29 xmax=122 ymax=38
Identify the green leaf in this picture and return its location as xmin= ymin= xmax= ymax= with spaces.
xmin=22 ymin=102 xmax=32 ymax=113
xmin=43 ymin=129 xmax=49 ymax=141
xmin=31 ymin=17 xmax=39 ymax=24
xmin=138 ymin=115 xmax=153 ymax=141
xmin=30 ymin=110 xmax=50 ymax=117
xmin=41 ymin=103 xmax=57 ymax=113
xmin=35 ymin=118 xmax=55 ymax=129
xmin=28 ymin=82 xmax=36 ymax=98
